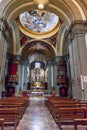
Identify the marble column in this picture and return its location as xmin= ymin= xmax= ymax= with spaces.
xmin=5 ymin=54 xmax=21 ymax=96
xmin=66 ymin=21 xmax=87 ymax=100
xmin=47 ymin=62 xmax=52 ymax=91
xmin=51 ymin=65 xmax=54 ymax=87
xmin=53 ymin=63 xmax=57 ymax=88
xmin=19 ymin=60 xmax=29 ymax=91
xmin=0 ymin=18 xmax=11 ymax=96
xmin=47 ymin=60 xmax=57 ymax=94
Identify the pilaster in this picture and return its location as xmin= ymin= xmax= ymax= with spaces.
xmin=66 ymin=20 xmax=87 ymax=100
xmin=0 ymin=18 xmax=11 ymax=96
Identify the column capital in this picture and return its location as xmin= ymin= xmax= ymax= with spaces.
xmin=7 ymin=54 xmax=21 ymax=63
xmin=65 ymin=20 xmax=87 ymax=42
xmin=47 ymin=60 xmax=56 ymax=66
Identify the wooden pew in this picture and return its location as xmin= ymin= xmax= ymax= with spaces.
xmin=0 ymin=96 xmax=29 ymax=116
xmin=0 ymin=102 xmax=25 ymax=119
xmin=74 ymin=118 xmax=87 ymax=130
xmin=55 ymin=107 xmax=87 ymax=130
xmin=51 ymin=103 xmax=87 ymax=117
xmin=45 ymin=96 xmax=69 ymax=107
xmin=0 ymin=108 xmax=20 ymax=130
xmin=0 ymin=118 xmax=4 ymax=130
xmin=48 ymin=100 xmax=80 ymax=114
xmin=0 ymin=96 xmax=29 ymax=129
xmin=45 ymin=96 xmax=79 ymax=109
xmin=45 ymin=96 xmax=87 ymax=129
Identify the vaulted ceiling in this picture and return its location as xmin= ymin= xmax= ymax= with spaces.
xmin=0 ymin=0 xmax=87 ymax=63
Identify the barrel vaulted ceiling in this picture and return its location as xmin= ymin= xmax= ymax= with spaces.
xmin=0 ymin=0 xmax=87 ymax=61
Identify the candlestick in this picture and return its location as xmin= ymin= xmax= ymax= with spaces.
xmin=80 ymin=75 xmax=84 ymax=90
xmin=51 ymin=66 xmax=53 ymax=87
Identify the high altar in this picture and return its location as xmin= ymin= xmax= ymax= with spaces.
xmin=30 ymin=82 xmax=45 ymax=99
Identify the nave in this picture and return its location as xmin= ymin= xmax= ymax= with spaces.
xmin=17 ymin=99 xmax=59 ymax=130
xmin=16 ymin=99 xmax=87 ymax=130
xmin=1 ymin=96 xmax=87 ymax=130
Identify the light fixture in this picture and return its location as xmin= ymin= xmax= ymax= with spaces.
xmin=0 ymin=0 xmax=2 ymax=3
xmin=38 ymin=4 xmax=44 ymax=10
xmin=34 ymin=0 xmax=49 ymax=10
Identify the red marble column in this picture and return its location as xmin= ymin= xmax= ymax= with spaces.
xmin=5 ymin=61 xmax=18 ymax=97
xmin=6 ymin=62 xmax=18 ymax=83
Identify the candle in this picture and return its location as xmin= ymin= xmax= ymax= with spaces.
xmin=85 ymin=33 xmax=87 ymax=48
xmin=80 ymin=75 xmax=84 ymax=90
xmin=51 ymin=66 xmax=53 ymax=87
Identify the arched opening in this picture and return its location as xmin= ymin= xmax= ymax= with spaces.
xmin=0 ymin=0 xmax=87 ymax=99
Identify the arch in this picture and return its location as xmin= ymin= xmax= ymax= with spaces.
xmin=1 ymin=0 xmax=86 ymax=24
xmin=0 ymin=0 xmax=86 ymax=56
xmin=21 ymin=39 xmax=56 ymax=60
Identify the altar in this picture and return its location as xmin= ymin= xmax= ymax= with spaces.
xmin=31 ymin=82 xmax=45 ymax=89
xmin=30 ymin=91 xmax=44 ymax=100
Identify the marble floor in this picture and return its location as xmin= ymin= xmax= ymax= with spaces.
xmin=17 ymin=99 xmax=59 ymax=130
xmin=3 ymin=98 xmax=87 ymax=130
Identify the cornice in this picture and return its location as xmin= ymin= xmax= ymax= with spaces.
xmin=7 ymin=54 xmax=21 ymax=63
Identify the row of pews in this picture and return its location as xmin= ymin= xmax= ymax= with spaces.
xmin=45 ymin=96 xmax=87 ymax=130
xmin=0 ymin=96 xmax=29 ymax=130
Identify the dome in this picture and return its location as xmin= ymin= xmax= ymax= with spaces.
xmin=19 ymin=10 xmax=59 ymax=34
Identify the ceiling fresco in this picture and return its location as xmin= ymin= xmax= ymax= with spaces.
xmin=19 ymin=10 xmax=59 ymax=33
xmin=46 ymin=33 xmax=58 ymax=47
xmin=21 ymin=40 xmax=55 ymax=60
xmin=20 ymin=30 xmax=57 ymax=48
xmin=29 ymin=54 xmax=46 ymax=64
xmin=18 ymin=10 xmax=59 ymax=60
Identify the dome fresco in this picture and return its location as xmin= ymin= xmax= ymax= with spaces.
xmin=19 ymin=10 xmax=59 ymax=33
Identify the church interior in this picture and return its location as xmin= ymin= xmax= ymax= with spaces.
xmin=0 ymin=0 xmax=87 ymax=129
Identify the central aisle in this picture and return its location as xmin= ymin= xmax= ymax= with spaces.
xmin=17 ymin=99 xmax=59 ymax=130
